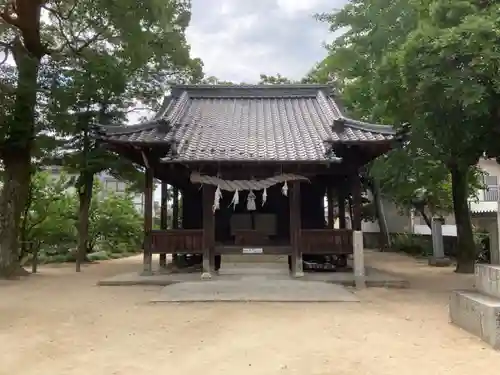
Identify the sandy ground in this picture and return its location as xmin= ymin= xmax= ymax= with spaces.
xmin=1 ymin=252 xmax=499 ymax=375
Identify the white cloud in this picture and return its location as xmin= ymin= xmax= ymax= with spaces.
xmin=186 ymin=0 xmax=347 ymax=83
xmin=276 ymin=0 xmax=327 ymax=15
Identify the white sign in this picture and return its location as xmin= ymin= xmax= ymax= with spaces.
xmin=242 ymin=248 xmax=263 ymax=254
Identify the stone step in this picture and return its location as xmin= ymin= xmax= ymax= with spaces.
xmin=475 ymin=264 xmax=500 ymax=299
xmin=449 ymin=290 xmax=500 ymax=350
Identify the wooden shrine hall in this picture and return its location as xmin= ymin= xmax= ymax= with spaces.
xmin=94 ymin=84 xmax=396 ymax=279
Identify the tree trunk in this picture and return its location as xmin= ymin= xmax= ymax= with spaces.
xmin=450 ymin=165 xmax=476 ymax=273
xmin=19 ymin=179 xmax=34 ymax=262
xmin=371 ymin=180 xmax=391 ymax=249
xmin=76 ymin=172 xmax=94 ymax=272
xmin=0 ymin=154 xmax=32 ymax=278
xmin=416 ymin=206 xmax=432 ymax=229
xmin=0 ymin=42 xmax=40 ymax=279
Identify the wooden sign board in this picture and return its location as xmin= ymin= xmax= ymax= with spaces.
xmin=242 ymin=248 xmax=264 ymax=254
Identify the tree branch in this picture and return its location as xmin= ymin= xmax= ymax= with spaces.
xmin=0 ymin=41 xmax=12 ymax=65
xmin=42 ymin=1 xmax=78 ymax=21
xmin=416 ymin=206 xmax=432 ymax=229
xmin=0 ymin=1 xmax=22 ymax=29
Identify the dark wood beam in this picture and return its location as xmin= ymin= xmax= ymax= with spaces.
xmin=159 ymin=182 xmax=168 ymax=270
xmin=289 ymin=181 xmax=303 ymax=277
xmin=352 ymin=171 xmax=362 ymax=231
xmin=142 ymin=166 xmax=154 ymax=275
xmin=201 ymin=185 xmax=215 ymax=278
xmin=327 ymin=186 xmax=334 ymax=228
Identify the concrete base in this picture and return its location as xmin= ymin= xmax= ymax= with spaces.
xmin=354 ymin=276 xmax=366 ymax=289
xmin=98 ymin=263 xmax=409 ymax=289
xmin=428 ymin=257 xmax=452 ymax=267
xmin=449 ymin=290 xmax=500 ymax=350
xmin=151 ymin=278 xmax=360 ymax=303
xmin=475 ymin=264 xmax=500 ymax=299
xmin=200 ymin=272 xmax=212 ymax=280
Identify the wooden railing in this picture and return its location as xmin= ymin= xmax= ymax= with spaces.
xmin=300 ymin=229 xmax=353 ymax=254
xmin=150 ymin=229 xmax=203 ymax=254
xmin=149 ymin=228 xmax=353 ymax=255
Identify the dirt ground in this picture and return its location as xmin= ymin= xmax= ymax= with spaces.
xmin=1 ymin=252 xmax=499 ymax=375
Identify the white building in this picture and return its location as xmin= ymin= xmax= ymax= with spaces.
xmin=366 ymin=158 xmax=500 ymax=264
xmin=47 ymin=166 xmax=147 ymax=214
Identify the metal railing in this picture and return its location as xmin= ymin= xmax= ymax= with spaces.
xmin=482 ymin=188 xmax=499 ymax=202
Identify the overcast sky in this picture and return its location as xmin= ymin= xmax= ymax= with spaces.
xmin=186 ymin=0 xmax=347 ymax=83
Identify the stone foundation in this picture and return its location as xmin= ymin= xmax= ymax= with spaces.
xmin=475 ymin=264 xmax=500 ymax=299
xmin=428 ymin=256 xmax=452 ymax=267
xmin=449 ymin=264 xmax=500 ymax=350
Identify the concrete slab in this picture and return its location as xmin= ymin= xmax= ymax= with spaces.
xmin=449 ymin=290 xmax=500 ymax=350
xmin=150 ymin=278 xmax=360 ymax=303
xmin=475 ymin=264 xmax=500 ymax=299
xmin=428 ymin=257 xmax=452 ymax=267
xmin=98 ymin=263 xmax=409 ymax=289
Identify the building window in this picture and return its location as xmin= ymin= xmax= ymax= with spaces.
xmin=116 ymin=181 xmax=126 ymax=192
xmin=104 ymin=179 xmax=127 ymax=193
xmin=105 ymin=180 xmax=117 ymax=191
xmin=484 ymin=175 xmax=498 ymax=202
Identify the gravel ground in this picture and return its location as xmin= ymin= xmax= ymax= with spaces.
xmin=1 ymin=252 xmax=498 ymax=375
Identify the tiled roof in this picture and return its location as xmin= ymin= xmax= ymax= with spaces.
xmin=470 ymin=201 xmax=498 ymax=214
xmin=95 ymin=84 xmax=395 ymax=162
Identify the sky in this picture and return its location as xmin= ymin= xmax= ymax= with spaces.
xmin=186 ymin=0 xmax=348 ymax=83
xmin=150 ymin=0 xmax=348 ymax=201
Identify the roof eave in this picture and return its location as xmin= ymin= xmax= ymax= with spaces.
xmin=159 ymin=158 xmax=342 ymax=164
xmin=92 ymin=95 xmax=174 ymax=137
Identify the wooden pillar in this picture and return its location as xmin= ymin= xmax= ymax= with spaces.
xmin=171 ymin=186 xmax=179 ymax=265
xmin=327 ymin=186 xmax=334 ymax=228
xmin=289 ymin=181 xmax=303 ymax=277
xmin=142 ymin=167 xmax=154 ymax=275
xmin=352 ymin=171 xmax=362 ymax=231
xmin=338 ymin=186 xmax=346 ymax=229
xmin=201 ymin=184 xmax=215 ymax=279
xmin=159 ymin=182 xmax=168 ymax=270
xmin=172 ymin=187 xmax=179 ymax=229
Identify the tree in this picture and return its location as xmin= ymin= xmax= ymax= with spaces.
xmin=91 ymin=191 xmax=143 ymax=255
xmin=0 ymin=0 xmax=201 ymax=278
xmin=258 ymin=73 xmax=293 ymax=84
xmin=19 ymin=171 xmax=143 ymax=264
xmin=373 ymin=0 xmax=500 ymax=272
xmin=310 ymin=0 xmax=419 ymax=117
xmin=371 ymin=145 xmax=481 ymax=228
xmin=20 ymin=170 xmax=76 ymax=261
xmin=311 ymin=0 xmax=491 ymax=272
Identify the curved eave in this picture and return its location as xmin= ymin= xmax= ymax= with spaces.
xmin=92 ymin=95 xmax=174 ymax=138
xmin=336 ymin=117 xmax=396 ymax=136
xmin=96 ymin=136 xmax=171 ymax=147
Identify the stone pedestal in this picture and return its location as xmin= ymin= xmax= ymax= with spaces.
xmin=428 ymin=256 xmax=452 ymax=267
xmin=492 ymin=201 xmax=500 ymax=265
xmin=353 ymin=230 xmax=365 ymax=289
xmin=449 ymin=290 xmax=500 ymax=350
xmin=201 ymin=257 xmax=212 ymax=280
xmin=429 ymin=217 xmax=451 ymax=267
xmin=475 ymin=264 xmax=500 ymax=299
xmin=449 ymin=264 xmax=500 ymax=350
